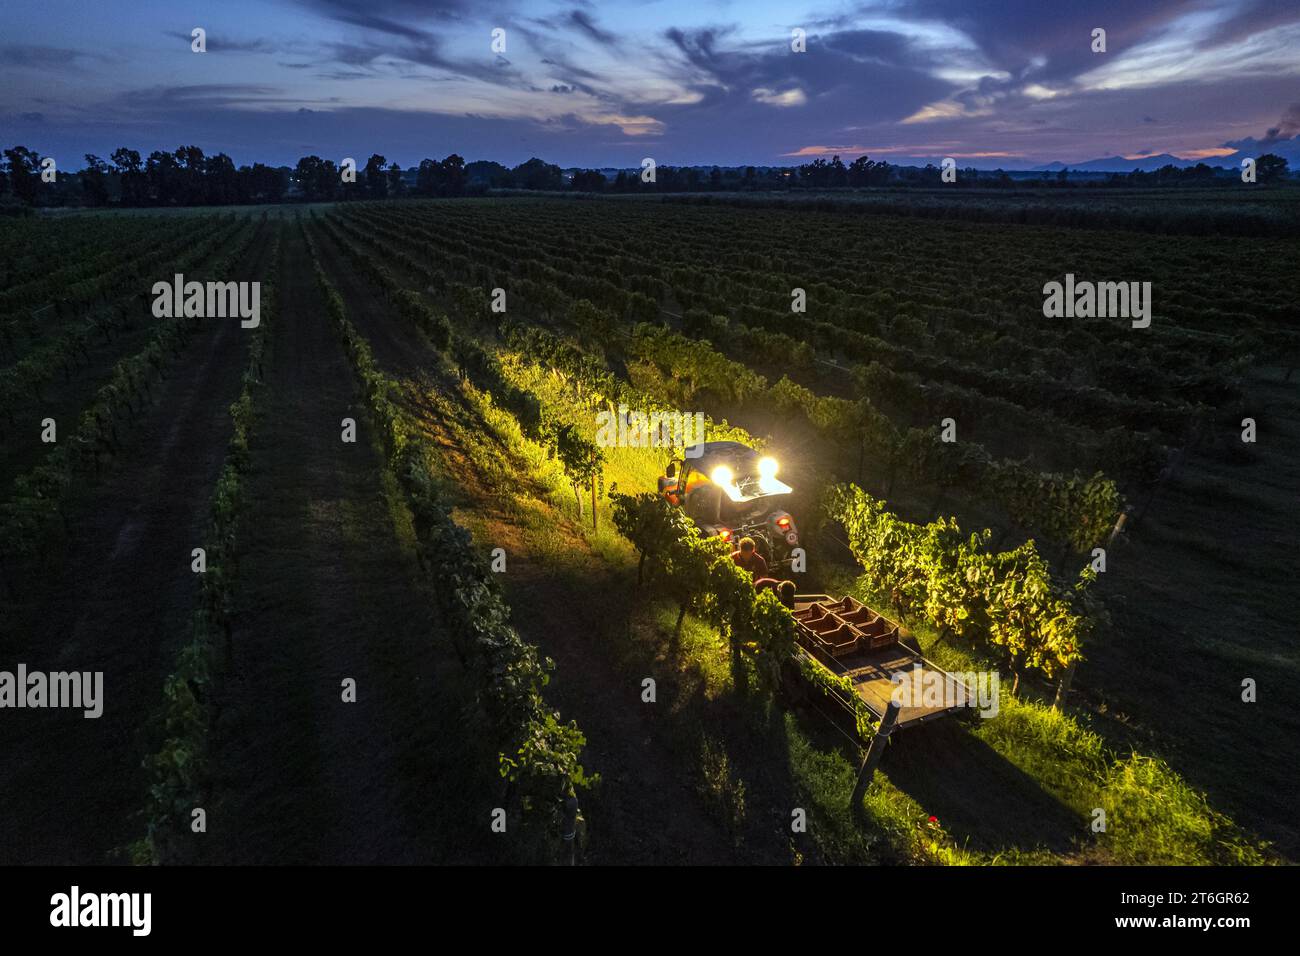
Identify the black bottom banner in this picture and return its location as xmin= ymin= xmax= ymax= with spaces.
xmin=2 ymin=864 xmax=1293 ymax=941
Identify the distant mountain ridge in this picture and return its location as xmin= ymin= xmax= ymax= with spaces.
xmin=1034 ymin=141 xmax=1300 ymax=173
xmin=1033 ymin=154 xmax=1205 ymax=172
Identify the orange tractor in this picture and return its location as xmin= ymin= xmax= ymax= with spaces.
xmin=657 ymin=441 xmax=801 ymax=570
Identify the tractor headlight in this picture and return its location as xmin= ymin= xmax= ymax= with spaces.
xmin=710 ymin=465 xmax=733 ymax=487
xmin=756 ymin=457 xmax=790 ymax=495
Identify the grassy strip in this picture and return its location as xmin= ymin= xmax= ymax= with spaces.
xmin=132 ymin=222 xmax=280 ymax=865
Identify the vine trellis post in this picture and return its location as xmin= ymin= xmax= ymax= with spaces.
xmin=851 ymin=700 xmax=900 ymax=812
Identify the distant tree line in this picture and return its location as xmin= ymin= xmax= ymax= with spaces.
xmin=0 ymin=144 xmax=577 ymax=209
xmin=561 ymin=153 xmax=1291 ymax=192
xmin=1 ymin=144 xmax=288 ymax=209
xmin=0 ymin=142 xmax=1291 ymax=211
xmin=1103 ymin=155 xmax=1290 ymax=185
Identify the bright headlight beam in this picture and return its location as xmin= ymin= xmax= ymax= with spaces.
xmin=710 ymin=465 xmax=746 ymax=502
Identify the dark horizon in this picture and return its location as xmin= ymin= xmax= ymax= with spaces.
xmin=2 ymin=145 xmax=1289 ymax=176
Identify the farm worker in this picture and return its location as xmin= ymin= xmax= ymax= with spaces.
xmin=658 ymin=462 xmax=681 ymax=505
xmin=754 ymin=578 xmax=795 ymax=606
xmin=731 ymin=537 xmax=769 ymax=581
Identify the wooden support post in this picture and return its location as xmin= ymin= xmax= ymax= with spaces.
xmin=560 ymin=791 xmax=580 ymax=866
xmin=1053 ymin=659 xmax=1076 ymax=711
xmin=851 ymin=700 xmax=900 ymax=812
xmin=591 ymin=476 xmax=598 ymax=532
xmin=1107 ymin=511 xmax=1128 ymax=548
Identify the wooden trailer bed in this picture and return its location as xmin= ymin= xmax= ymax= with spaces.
xmin=792 ymin=594 xmax=972 ymax=730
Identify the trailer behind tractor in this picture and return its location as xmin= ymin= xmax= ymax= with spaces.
xmin=790 ymin=593 xmax=973 ymax=734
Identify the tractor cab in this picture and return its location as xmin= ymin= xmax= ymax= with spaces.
xmin=659 ymin=441 xmax=801 ymax=568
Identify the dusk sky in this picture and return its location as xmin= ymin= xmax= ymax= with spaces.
xmin=3 ymin=0 xmax=1299 ymax=169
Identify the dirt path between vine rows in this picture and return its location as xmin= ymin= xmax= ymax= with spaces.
xmin=203 ymin=223 xmax=492 ymax=864
xmin=0 ymin=219 xmax=271 ymax=864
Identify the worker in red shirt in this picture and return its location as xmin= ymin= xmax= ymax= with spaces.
xmin=731 ymin=537 xmax=769 ymax=581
